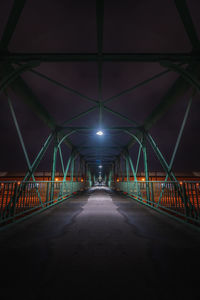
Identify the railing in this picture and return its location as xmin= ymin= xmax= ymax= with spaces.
xmin=115 ymin=181 xmax=200 ymax=227
xmin=0 ymin=181 xmax=85 ymax=227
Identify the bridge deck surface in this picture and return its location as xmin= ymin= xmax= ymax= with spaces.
xmin=0 ymin=186 xmax=200 ymax=297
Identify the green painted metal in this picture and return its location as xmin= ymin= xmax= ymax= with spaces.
xmin=58 ymin=145 xmax=65 ymax=175
xmin=0 ymin=63 xmax=39 ymax=96
xmin=62 ymin=106 xmax=98 ymax=126
xmin=127 ymin=63 xmax=200 ymax=151
xmin=115 ymin=181 xmax=200 ymax=230
xmin=146 ymin=133 xmax=177 ymax=182
xmin=0 ymin=180 xmax=85 ymax=229
xmin=174 ymin=0 xmax=200 ymax=49
xmin=103 ymin=69 xmax=170 ymax=105
xmin=29 ymin=68 xmax=98 ymax=105
xmin=126 ymin=156 xmax=130 ymax=194
xmin=124 ymin=130 xmax=143 ymax=147
xmin=157 ymin=95 xmax=193 ymax=206
xmin=145 ymin=133 xmax=196 ymax=216
xmin=142 ymin=135 xmax=150 ymax=202
xmin=63 ymin=153 xmax=74 ymax=181
xmin=0 ymin=0 xmax=26 ymax=49
xmin=103 ymin=106 xmax=139 ymax=126
xmin=135 ymin=145 xmax=142 ymax=175
xmin=7 ymin=96 xmax=43 ymax=208
xmin=23 ymin=133 xmax=54 ymax=182
xmin=1 ymin=53 xmax=200 ymax=63
xmin=50 ymin=137 xmax=59 ymax=201
xmin=161 ymin=62 xmax=200 ymax=95
xmin=96 ymin=0 xmax=104 ymax=129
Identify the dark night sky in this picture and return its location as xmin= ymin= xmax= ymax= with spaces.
xmin=0 ymin=0 xmax=200 ymax=173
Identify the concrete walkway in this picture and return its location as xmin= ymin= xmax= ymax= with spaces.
xmin=0 ymin=187 xmax=200 ymax=297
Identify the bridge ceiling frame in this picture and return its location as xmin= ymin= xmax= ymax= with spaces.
xmin=0 ymin=0 xmax=200 ymax=181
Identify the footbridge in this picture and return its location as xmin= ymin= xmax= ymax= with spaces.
xmin=0 ymin=0 xmax=200 ymax=294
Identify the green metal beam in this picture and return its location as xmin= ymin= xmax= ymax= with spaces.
xmin=157 ymin=95 xmax=193 ymax=206
xmin=62 ymin=126 xmax=137 ymax=130
xmin=0 ymin=0 xmax=26 ymax=49
xmin=77 ymin=146 xmax=122 ymax=149
xmin=103 ymin=68 xmax=171 ymax=105
xmin=96 ymin=0 xmax=104 ymax=127
xmin=62 ymin=105 xmax=98 ymax=126
xmin=161 ymin=62 xmax=200 ymax=95
xmin=143 ymin=63 xmax=200 ymax=131
xmin=174 ymin=0 xmax=200 ymax=49
xmin=103 ymin=106 xmax=139 ymax=125
xmin=0 ymin=63 xmax=74 ymax=150
xmin=50 ymin=136 xmax=58 ymax=201
xmin=142 ymin=135 xmax=150 ymax=201
xmin=1 ymin=53 xmax=200 ymax=62
xmin=29 ymin=68 xmax=98 ymax=105
xmin=0 ymin=62 xmax=40 ymax=96
xmin=127 ymin=63 xmax=200 ymax=150
xmin=8 ymin=96 xmax=43 ymax=207
xmin=23 ymin=133 xmax=54 ymax=182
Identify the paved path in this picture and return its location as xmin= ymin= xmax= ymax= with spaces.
xmin=0 ymin=187 xmax=200 ymax=298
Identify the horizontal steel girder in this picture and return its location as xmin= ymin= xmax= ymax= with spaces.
xmin=0 ymin=53 xmax=200 ymax=63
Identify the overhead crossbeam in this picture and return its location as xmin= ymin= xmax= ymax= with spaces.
xmin=1 ymin=53 xmax=200 ymax=63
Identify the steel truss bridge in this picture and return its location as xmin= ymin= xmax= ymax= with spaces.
xmin=0 ymin=0 xmax=200 ymax=230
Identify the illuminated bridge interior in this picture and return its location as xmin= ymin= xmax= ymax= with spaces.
xmin=0 ymin=0 xmax=200 ymax=296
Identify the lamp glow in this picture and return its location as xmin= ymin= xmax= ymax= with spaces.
xmin=96 ymin=130 xmax=103 ymax=136
xmin=99 ymin=165 xmax=102 ymax=168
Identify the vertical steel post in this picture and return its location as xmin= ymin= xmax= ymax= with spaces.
xmin=142 ymin=134 xmax=150 ymax=202
xmin=128 ymin=154 xmax=141 ymax=199
xmin=58 ymin=144 xmax=65 ymax=176
xmin=70 ymin=156 xmax=75 ymax=193
xmin=126 ymin=155 xmax=130 ymax=194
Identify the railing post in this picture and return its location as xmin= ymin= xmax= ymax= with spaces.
xmin=150 ymin=182 xmax=155 ymax=206
xmin=142 ymin=134 xmax=150 ymax=202
xmin=10 ymin=182 xmax=19 ymax=220
xmin=182 ymin=182 xmax=191 ymax=222
xmin=126 ymin=155 xmax=130 ymax=194
xmin=70 ymin=156 xmax=75 ymax=193
xmin=46 ymin=182 xmax=50 ymax=205
xmin=50 ymin=136 xmax=58 ymax=202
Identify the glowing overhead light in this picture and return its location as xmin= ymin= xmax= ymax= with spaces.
xmin=96 ymin=130 xmax=103 ymax=136
xmin=99 ymin=165 xmax=102 ymax=168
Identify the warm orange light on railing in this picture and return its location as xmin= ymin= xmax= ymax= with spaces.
xmin=55 ymin=178 xmax=58 ymax=181
xmin=142 ymin=178 xmax=145 ymax=181
xmin=116 ymin=178 xmax=119 ymax=182
xmin=180 ymin=181 xmax=182 ymax=185
xmin=17 ymin=181 xmax=20 ymax=185
xmin=81 ymin=178 xmax=84 ymax=182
